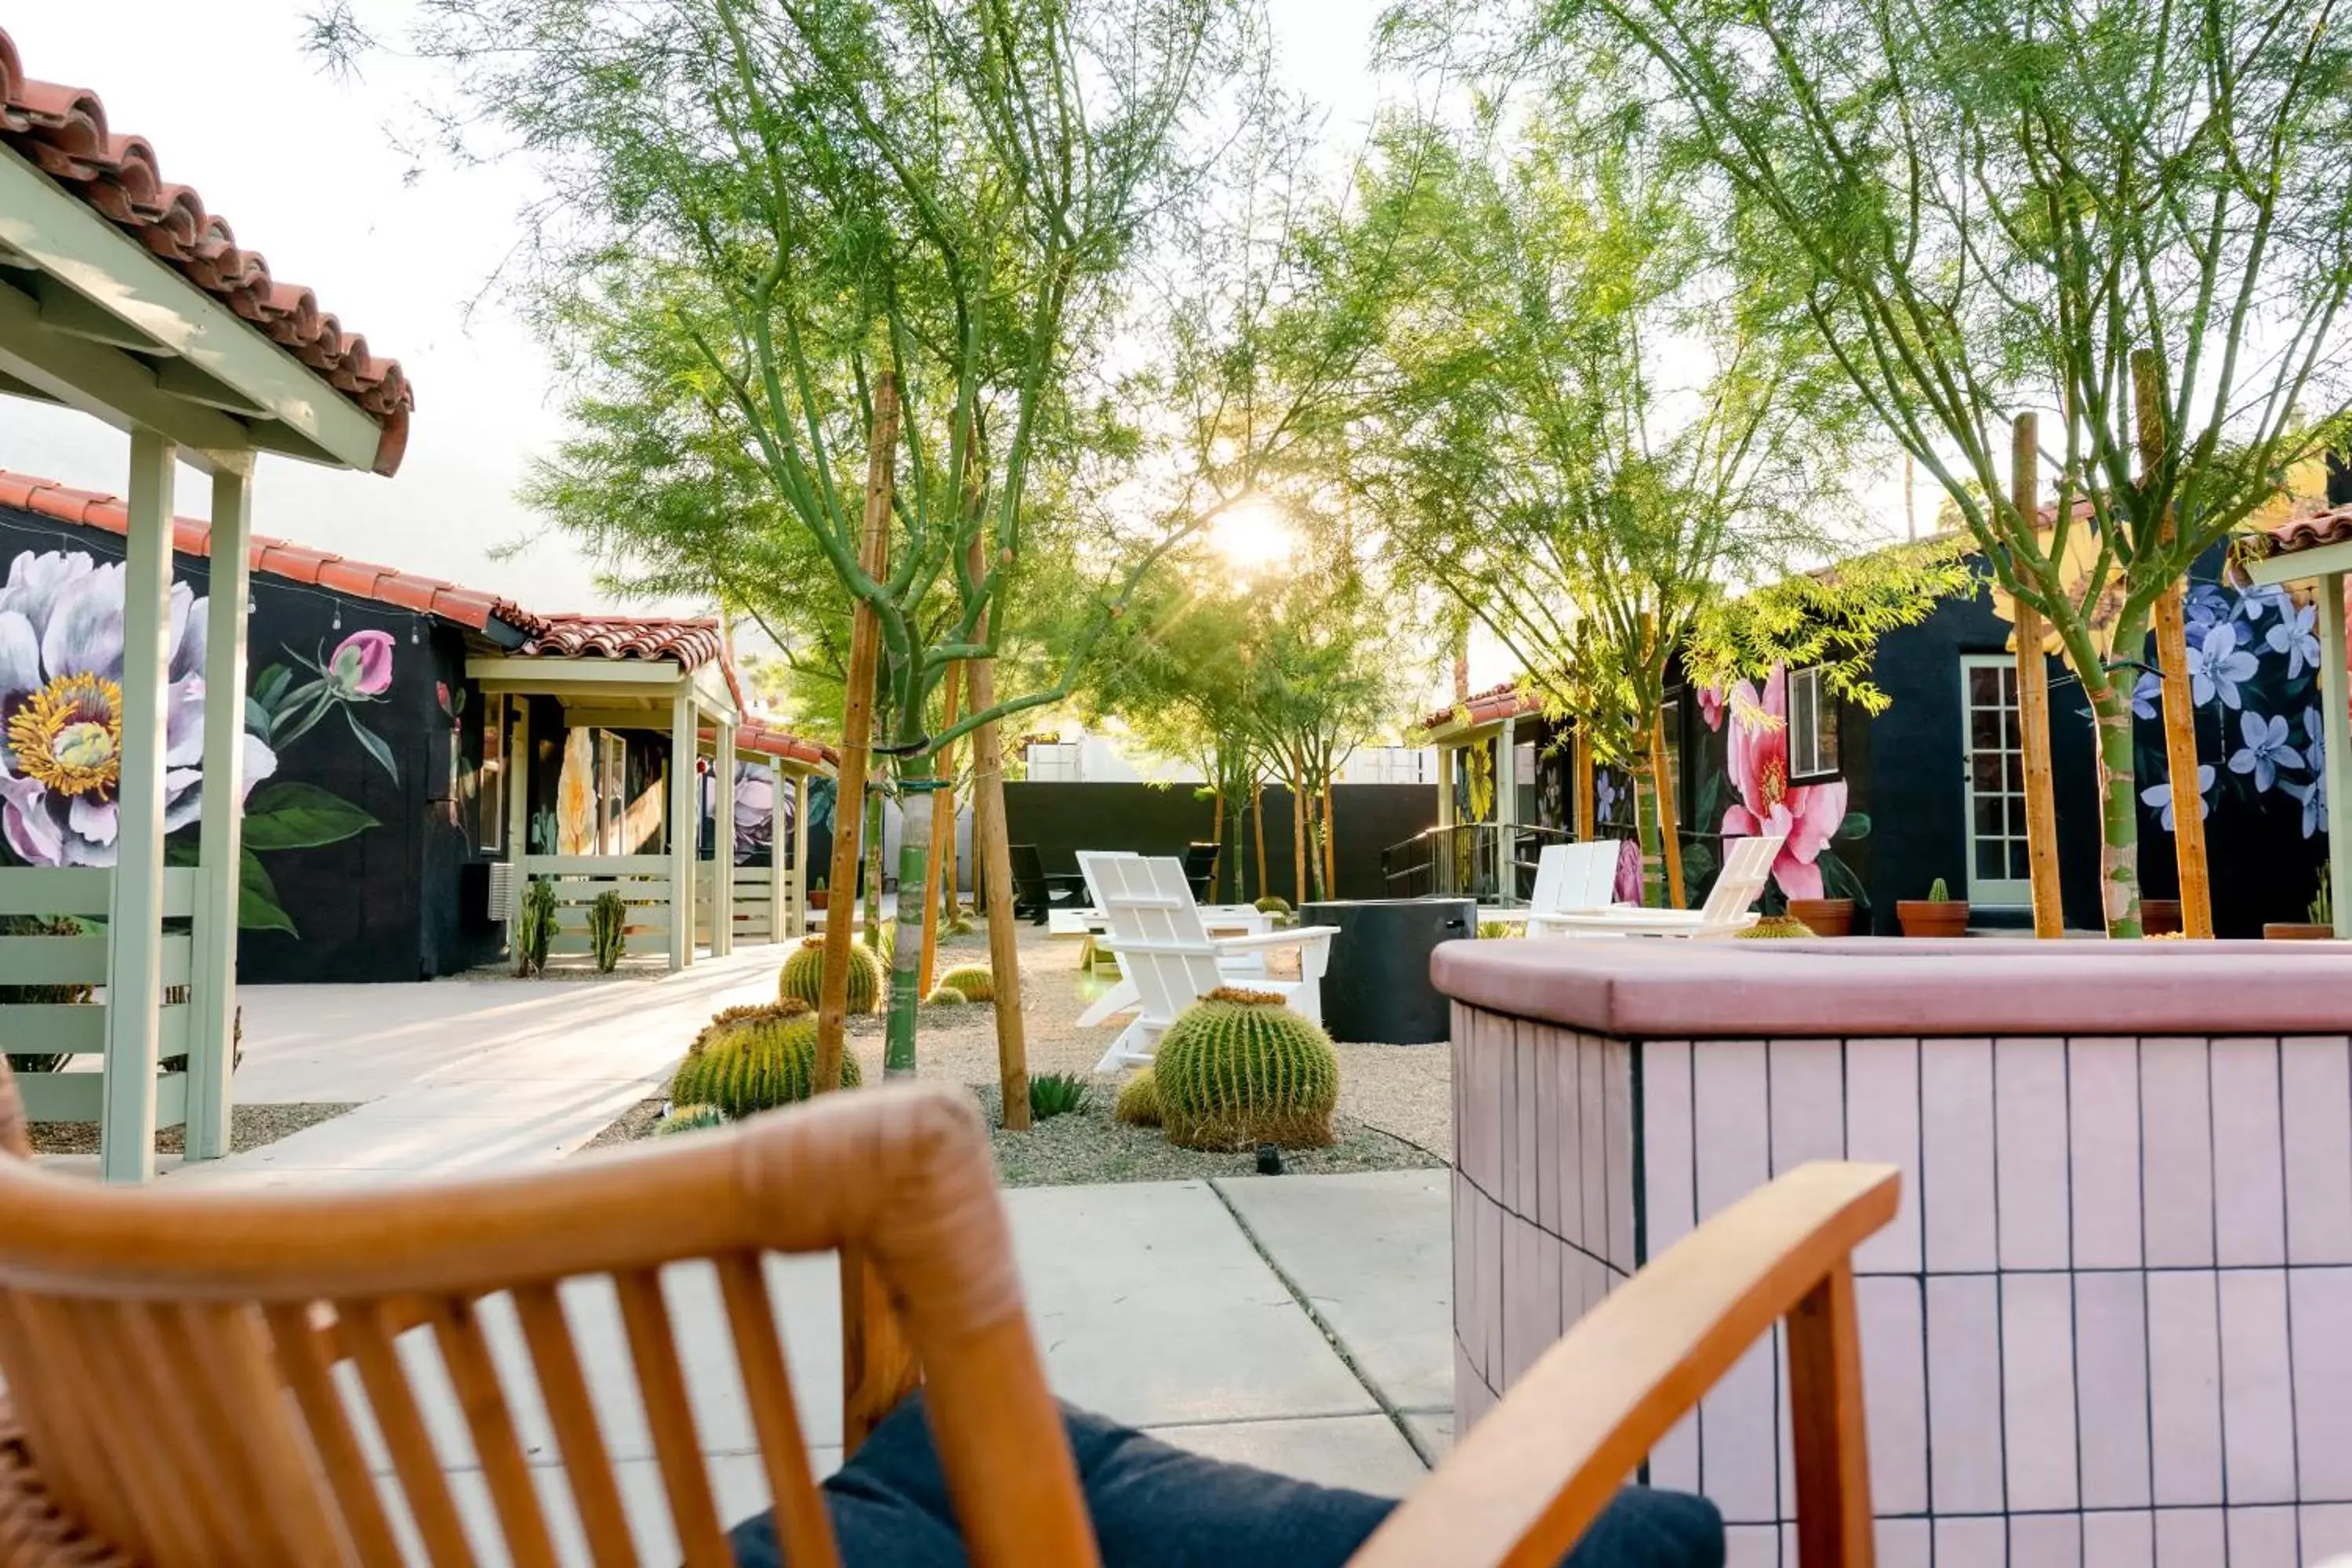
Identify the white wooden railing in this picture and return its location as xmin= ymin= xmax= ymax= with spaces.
xmin=518 ymin=855 xmax=673 ymax=966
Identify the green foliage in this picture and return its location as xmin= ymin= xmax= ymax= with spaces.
xmin=587 ymin=890 xmax=626 ymax=973
xmin=516 ymin=878 xmax=558 ymax=977
xmin=1926 ymin=877 xmax=1951 ymax=905
xmin=1735 ymin=915 xmax=1817 ymax=940
xmin=1686 ymin=539 xmax=1976 ymax=714
xmin=1476 ymin=920 xmax=1524 ymax=939
xmin=1027 ymin=1073 xmax=1091 ymax=1121
xmin=656 ymin=1104 xmax=730 ymax=1138
xmin=670 ymin=1007 xmax=858 ymax=1120
xmin=935 ymin=964 xmax=995 ymax=1004
xmin=1114 ymin=1070 xmax=1163 ymax=1128
xmin=1152 ymin=987 xmax=1341 ymax=1151
xmin=779 ymin=936 xmax=882 ymax=1014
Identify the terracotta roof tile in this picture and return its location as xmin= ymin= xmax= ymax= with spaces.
xmin=1417 ymin=680 xmax=1545 ymax=735
xmin=0 ymin=470 xmax=535 ymax=635
xmin=0 ymin=27 xmax=413 ymax=475
xmin=517 ymin=614 xmax=726 ymax=670
xmin=702 ymin=720 xmax=837 ymax=770
xmin=2248 ymin=505 xmax=2352 ymax=561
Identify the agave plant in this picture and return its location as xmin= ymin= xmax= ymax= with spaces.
xmin=1027 ymin=1072 xmax=1090 ymax=1121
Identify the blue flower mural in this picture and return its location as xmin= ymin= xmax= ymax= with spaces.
xmin=2227 ymin=711 xmax=2303 ymax=793
xmin=2190 ymin=622 xmax=2260 ymax=710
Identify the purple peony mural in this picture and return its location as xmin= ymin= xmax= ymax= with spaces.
xmin=732 ymin=760 xmax=776 ymax=865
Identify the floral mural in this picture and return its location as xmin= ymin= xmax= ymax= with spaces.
xmin=1714 ymin=663 xmax=1867 ymax=903
xmin=0 ymin=549 xmax=383 ymax=934
xmin=2132 ymin=580 xmax=2336 ymax=841
xmin=732 ymin=760 xmax=776 ymax=865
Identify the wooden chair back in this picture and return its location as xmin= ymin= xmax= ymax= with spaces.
xmin=0 ymin=1068 xmax=1091 ymax=1568
xmin=1179 ymin=843 xmax=1218 ymax=902
xmin=1007 ymin=843 xmax=1050 ymax=910
xmin=1094 ymin=855 xmax=1222 ymax=1031
xmin=1702 ymin=833 xmax=1784 ymax=922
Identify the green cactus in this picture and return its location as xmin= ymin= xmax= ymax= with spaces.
xmin=687 ymin=999 xmax=811 ymax=1058
xmin=2314 ymin=865 xmax=2334 ymax=927
xmin=1113 ymin=1069 xmax=1162 ymax=1127
xmin=670 ymin=1007 xmax=859 ymax=1119
xmin=656 ymin=1104 xmax=730 ymax=1137
xmin=946 ymin=916 xmax=975 ymax=938
xmin=924 ymin=985 xmax=969 ymax=1007
xmin=778 ymin=935 xmax=884 ymax=1013
xmin=1152 ymin=987 xmax=1340 ymax=1151
xmin=588 ymin=890 xmax=627 ymax=972
xmin=1926 ymin=876 xmax=1951 ymax=903
xmin=516 ymin=877 xmax=558 ymax=976
xmin=1736 ymin=914 xmax=1817 ymax=939
xmin=1253 ymin=895 xmax=1292 ymax=916
xmin=936 ymin=964 xmax=995 ymax=1004
xmin=1476 ymin=920 xmax=1526 ymax=939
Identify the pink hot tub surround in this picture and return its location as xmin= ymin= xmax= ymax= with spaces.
xmin=1433 ymin=937 xmax=2352 ymax=1566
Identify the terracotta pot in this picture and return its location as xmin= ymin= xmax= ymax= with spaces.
xmin=2264 ymin=922 xmax=2338 ymax=941
xmin=2142 ymin=898 xmax=2181 ymax=935
xmin=1786 ymin=898 xmax=1855 ymax=938
xmin=1896 ymin=899 xmax=1970 ymax=938
xmin=809 ymin=889 xmax=830 ymax=910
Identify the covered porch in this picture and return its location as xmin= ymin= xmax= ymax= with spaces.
xmin=1396 ymin=683 xmax=1558 ymax=907
xmin=695 ymin=719 xmax=833 ymax=950
xmin=0 ymin=32 xmax=412 ymax=1180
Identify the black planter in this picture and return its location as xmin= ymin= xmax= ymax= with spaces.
xmin=1299 ymin=897 xmax=1476 ymax=1044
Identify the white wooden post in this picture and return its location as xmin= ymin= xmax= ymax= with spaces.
xmin=668 ymin=692 xmax=695 ymax=971
xmin=2322 ymin=573 xmax=2351 ymax=938
xmin=185 ymin=458 xmax=252 ymax=1162
xmin=713 ymin=720 xmax=737 ymax=956
xmin=1436 ymin=742 xmax=1457 ymax=829
xmin=100 ymin=430 xmax=176 ymax=1183
xmin=1497 ymin=719 xmax=1519 ymax=833
xmin=792 ymin=771 xmax=811 ymax=936
xmin=506 ymin=699 xmax=532 ymax=924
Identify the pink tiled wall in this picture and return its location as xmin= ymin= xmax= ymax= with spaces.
xmin=1452 ymin=1004 xmax=2352 ymax=1564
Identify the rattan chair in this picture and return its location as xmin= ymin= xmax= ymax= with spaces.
xmin=0 ymin=1063 xmax=1895 ymax=1567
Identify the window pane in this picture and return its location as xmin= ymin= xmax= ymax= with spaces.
xmin=1973 ymin=753 xmax=2004 ymax=792
xmin=2004 ymin=707 xmax=2021 ymax=746
xmin=1972 ymin=706 xmax=2002 ymax=749
xmin=2005 ymin=752 xmax=2025 ymax=791
xmin=1975 ymin=797 xmax=2005 ymax=837
xmin=2010 ymin=841 xmax=2034 ymax=880
xmin=1977 ymin=841 xmax=2003 ymax=880
xmin=1815 ymin=698 xmax=1839 ymax=773
xmin=1969 ymin=666 xmax=1998 ymax=705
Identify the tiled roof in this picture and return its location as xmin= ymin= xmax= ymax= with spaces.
xmin=0 ymin=470 xmax=533 ymax=635
xmin=2247 ymin=506 xmax=2352 ymax=561
xmin=704 ymin=720 xmax=837 ymax=770
xmin=1417 ymin=680 xmax=1545 ymax=735
xmin=517 ymin=614 xmax=725 ymax=670
xmin=0 ymin=27 xmax=414 ymax=476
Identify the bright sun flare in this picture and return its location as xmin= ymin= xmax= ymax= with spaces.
xmin=1208 ymin=500 xmax=1295 ymax=575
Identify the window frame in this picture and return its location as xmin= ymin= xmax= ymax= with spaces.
xmin=478 ymin=691 xmax=507 ymax=855
xmin=1786 ymin=664 xmax=1841 ymax=782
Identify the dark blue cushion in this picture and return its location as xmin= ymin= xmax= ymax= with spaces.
xmin=728 ymin=1392 xmax=1723 ymax=1567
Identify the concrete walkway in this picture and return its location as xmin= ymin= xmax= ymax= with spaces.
xmin=42 ymin=960 xmax=1457 ymax=1553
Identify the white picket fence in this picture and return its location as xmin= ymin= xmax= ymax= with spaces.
xmin=0 ymin=866 xmax=198 ymax=1123
xmin=518 ymin=855 xmax=673 ymax=965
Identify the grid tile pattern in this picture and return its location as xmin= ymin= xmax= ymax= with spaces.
xmin=1453 ymin=1004 xmax=2352 ymax=1566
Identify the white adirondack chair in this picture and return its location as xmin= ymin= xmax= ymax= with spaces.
xmin=1523 ymin=840 xmax=1626 ymax=938
xmin=1091 ymin=855 xmax=1338 ymax=1073
xmin=1534 ymin=833 xmax=1785 ymax=939
xmin=1073 ymin=851 xmax=1273 ymax=1029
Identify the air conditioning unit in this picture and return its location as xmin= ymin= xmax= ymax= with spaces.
xmin=488 ymin=861 xmax=517 ymax=922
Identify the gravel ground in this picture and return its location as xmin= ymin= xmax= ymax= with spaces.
xmin=586 ymin=921 xmax=1454 ymax=1181
xmin=29 ymin=1101 xmax=358 ymax=1156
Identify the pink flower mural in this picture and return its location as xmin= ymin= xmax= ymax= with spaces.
xmin=1697 ymin=683 xmax=1726 ymax=731
xmin=329 ymin=630 xmax=395 ymax=696
xmin=1721 ymin=663 xmax=1848 ymax=901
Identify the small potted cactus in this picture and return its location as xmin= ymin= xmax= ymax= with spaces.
xmin=1784 ymin=897 xmax=1854 ymax=937
xmin=2266 ymin=866 xmax=2337 ymax=941
xmin=1896 ymin=876 xmax=1969 ymax=938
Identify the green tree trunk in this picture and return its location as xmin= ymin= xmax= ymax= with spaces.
xmin=884 ymin=751 xmax=937 ymax=1078
xmin=2087 ymin=671 xmax=2145 ymax=939
xmin=862 ymin=786 xmax=886 ymax=954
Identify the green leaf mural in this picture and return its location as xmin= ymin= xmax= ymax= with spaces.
xmin=240 ymin=782 xmax=380 ymax=851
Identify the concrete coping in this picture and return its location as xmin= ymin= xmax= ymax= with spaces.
xmin=1428 ymin=935 xmax=2352 ymax=1040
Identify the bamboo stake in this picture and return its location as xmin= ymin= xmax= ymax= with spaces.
xmin=1290 ymin=765 xmax=1310 ymax=905
xmin=815 ymin=374 xmax=898 ymax=1095
xmin=2012 ymin=414 xmax=2065 ymax=938
xmin=1649 ymin=709 xmax=1686 ymax=909
xmin=1572 ymin=727 xmax=1595 ymax=840
xmin=916 ymin=663 xmax=961 ymax=996
xmin=2136 ymin=351 xmax=2213 ymax=938
xmin=965 ymin=533 xmax=1030 ymax=1131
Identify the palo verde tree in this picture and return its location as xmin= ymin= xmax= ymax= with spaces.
xmin=1359 ymin=116 xmax=1872 ymax=906
xmin=314 ymin=0 xmax=1261 ymax=1087
xmin=1401 ymin=0 xmax=2352 ymax=933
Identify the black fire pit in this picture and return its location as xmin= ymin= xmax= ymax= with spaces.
xmin=1299 ymin=897 xmax=1475 ymax=1044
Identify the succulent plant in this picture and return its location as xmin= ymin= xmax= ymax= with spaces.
xmin=935 ymin=964 xmax=995 ymax=1004
xmin=924 ymin=985 xmax=969 ymax=1007
xmin=1736 ymin=914 xmax=1817 ymax=939
xmin=1253 ymin=895 xmax=1293 ymax=916
xmin=1151 ymin=987 xmax=1339 ymax=1151
xmin=946 ymin=916 xmax=975 ymax=938
xmin=1926 ymin=876 xmax=1951 ymax=903
xmin=1028 ymin=1072 xmax=1090 ymax=1120
xmin=588 ymin=890 xmax=627 ymax=973
xmin=655 ymin=1104 xmax=730 ymax=1137
xmin=1113 ymin=1069 xmax=1162 ymax=1128
xmin=516 ymin=877 xmax=559 ymax=976
xmin=670 ymin=1007 xmax=859 ymax=1118
xmin=779 ymin=935 xmax=883 ymax=1013
xmin=687 ymin=999 xmax=811 ymax=1057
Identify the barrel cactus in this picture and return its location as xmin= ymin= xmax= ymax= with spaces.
xmin=670 ymin=1006 xmax=859 ymax=1118
xmin=1113 ymin=1069 xmax=1162 ymax=1128
xmin=656 ymin=1104 xmax=730 ymax=1137
xmin=1152 ymin=988 xmax=1339 ymax=1151
xmin=1253 ymin=896 xmax=1292 ymax=916
xmin=779 ymin=935 xmax=883 ymax=1013
xmin=1736 ymin=915 xmax=1817 ymax=940
xmin=924 ymin=985 xmax=969 ymax=1007
xmin=935 ymin=964 xmax=994 ymax=1004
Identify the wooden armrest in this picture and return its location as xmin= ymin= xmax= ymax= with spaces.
xmin=1352 ymin=1161 xmax=1899 ymax=1568
xmin=1210 ymin=925 xmax=1339 ymax=953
